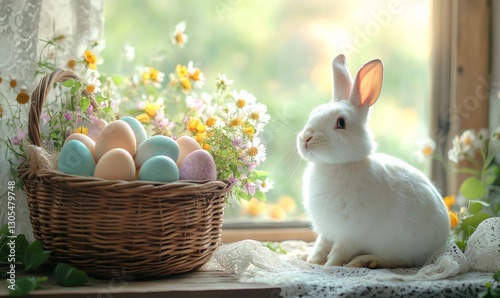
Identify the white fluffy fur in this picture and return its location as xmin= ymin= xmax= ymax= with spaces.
xmin=297 ymin=55 xmax=449 ymax=268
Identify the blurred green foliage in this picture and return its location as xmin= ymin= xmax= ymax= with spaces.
xmin=101 ymin=0 xmax=431 ymax=220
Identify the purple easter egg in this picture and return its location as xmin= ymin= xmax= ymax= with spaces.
xmin=179 ymin=149 xmax=217 ymax=181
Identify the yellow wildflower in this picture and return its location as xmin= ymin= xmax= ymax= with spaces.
xmin=202 ymin=143 xmax=211 ymax=151
xmin=195 ymin=133 xmax=205 ymax=143
xmin=84 ymin=50 xmax=97 ymax=69
xmin=75 ymin=126 xmax=89 ymax=135
xmin=16 ymin=90 xmax=30 ymax=104
xmin=144 ymin=101 xmax=161 ymax=118
xmin=187 ymin=119 xmax=206 ymax=134
xmin=141 ymin=67 xmax=164 ymax=83
xmin=448 ymin=211 xmax=458 ymax=228
xmin=180 ymin=76 xmax=191 ymax=91
xmin=188 ymin=118 xmax=200 ymax=131
xmin=190 ymin=67 xmax=201 ymax=81
xmin=149 ymin=67 xmax=160 ymax=82
xmin=176 ymin=64 xmax=189 ymax=78
xmin=141 ymin=70 xmax=151 ymax=81
xmin=443 ymin=195 xmax=455 ymax=210
xmin=244 ymin=125 xmax=255 ymax=137
xmin=136 ymin=113 xmax=151 ymax=124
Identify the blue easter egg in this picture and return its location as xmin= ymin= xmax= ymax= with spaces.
xmin=58 ymin=140 xmax=96 ymax=176
xmin=138 ymin=156 xmax=179 ymax=182
xmin=121 ymin=116 xmax=148 ymax=147
xmin=135 ymin=135 xmax=180 ymax=168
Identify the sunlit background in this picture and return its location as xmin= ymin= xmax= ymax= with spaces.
xmin=101 ymin=0 xmax=431 ymax=222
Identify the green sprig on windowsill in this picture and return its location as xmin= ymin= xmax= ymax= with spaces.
xmin=0 ymin=225 xmax=90 ymax=296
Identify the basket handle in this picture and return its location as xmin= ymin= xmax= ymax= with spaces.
xmin=28 ymin=69 xmax=98 ymax=147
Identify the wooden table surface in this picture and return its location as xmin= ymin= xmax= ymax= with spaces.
xmin=0 ymin=270 xmax=281 ymax=298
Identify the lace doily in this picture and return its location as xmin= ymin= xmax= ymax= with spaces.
xmin=204 ymin=217 xmax=500 ymax=298
xmin=0 ymin=0 xmax=103 ymax=239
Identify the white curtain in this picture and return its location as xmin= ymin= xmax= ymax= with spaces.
xmin=0 ymin=0 xmax=104 ymax=238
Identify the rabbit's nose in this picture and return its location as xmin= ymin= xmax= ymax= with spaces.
xmin=302 ymin=128 xmax=313 ymax=141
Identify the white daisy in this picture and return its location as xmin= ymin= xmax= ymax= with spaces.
xmin=171 ymin=21 xmax=188 ymax=47
xmin=215 ymin=74 xmax=233 ymax=90
xmin=187 ymin=61 xmax=205 ymax=88
xmin=231 ymin=89 xmax=256 ymax=111
xmin=256 ymin=178 xmax=274 ymax=193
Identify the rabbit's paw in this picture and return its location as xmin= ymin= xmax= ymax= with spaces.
xmin=345 ymin=254 xmax=381 ymax=269
xmin=306 ymin=253 xmax=327 ymax=265
xmin=306 ymin=235 xmax=331 ymax=265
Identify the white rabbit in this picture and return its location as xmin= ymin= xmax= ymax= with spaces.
xmin=297 ymin=54 xmax=450 ymax=268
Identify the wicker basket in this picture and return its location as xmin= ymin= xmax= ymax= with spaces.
xmin=18 ymin=69 xmax=232 ymax=279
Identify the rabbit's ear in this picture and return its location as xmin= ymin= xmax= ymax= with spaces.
xmin=349 ymin=59 xmax=383 ymax=108
xmin=332 ymin=54 xmax=352 ymax=102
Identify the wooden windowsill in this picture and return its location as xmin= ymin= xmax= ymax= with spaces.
xmin=221 ymin=220 xmax=317 ymax=243
xmin=0 ymin=270 xmax=280 ymax=298
xmin=222 ymin=227 xmax=316 ymax=243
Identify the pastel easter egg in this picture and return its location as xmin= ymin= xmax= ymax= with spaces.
xmin=65 ymin=133 xmax=96 ymax=161
xmin=58 ymin=140 xmax=95 ymax=176
xmin=176 ymin=135 xmax=202 ymax=167
xmin=88 ymin=119 xmax=108 ymax=141
xmin=94 ymin=148 xmax=136 ymax=181
xmin=138 ymin=156 xmax=179 ymax=182
xmin=135 ymin=135 xmax=180 ymax=169
xmin=179 ymin=149 xmax=217 ymax=181
xmin=95 ymin=120 xmax=137 ymax=161
xmin=121 ymin=116 xmax=147 ymax=147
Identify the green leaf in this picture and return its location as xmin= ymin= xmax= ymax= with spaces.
xmin=79 ymin=97 xmax=91 ymax=111
xmin=237 ymin=190 xmax=252 ymax=201
xmin=14 ymin=234 xmax=29 ymax=263
xmin=460 ymin=176 xmax=486 ymax=200
xmin=252 ymin=170 xmax=269 ymax=179
xmin=493 ymin=270 xmax=500 ymax=282
xmin=0 ymin=224 xmax=9 ymax=234
xmin=455 ymin=240 xmax=466 ymax=252
xmin=468 ymin=201 xmax=485 ymax=214
xmin=61 ymin=79 xmax=75 ymax=87
xmin=54 ymin=263 xmax=89 ymax=287
xmin=8 ymin=276 xmax=47 ymax=296
xmin=484 ymin=165 xmax=500 ymax=186
xmin=101 ymin=107 xmax=112 ymax=114
xmin=24 ymin=240 xmax=51 ymax=271
xmin=461 ymin=211 xmax=491 ymax=239
xmin=253 ymin=190 xmax=267 ymax=201
xmin=112 ymin=75 xmax=124 ymax=86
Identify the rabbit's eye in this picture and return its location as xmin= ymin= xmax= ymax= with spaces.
xmin=335 ymin=117 xmax=346 ymax=129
